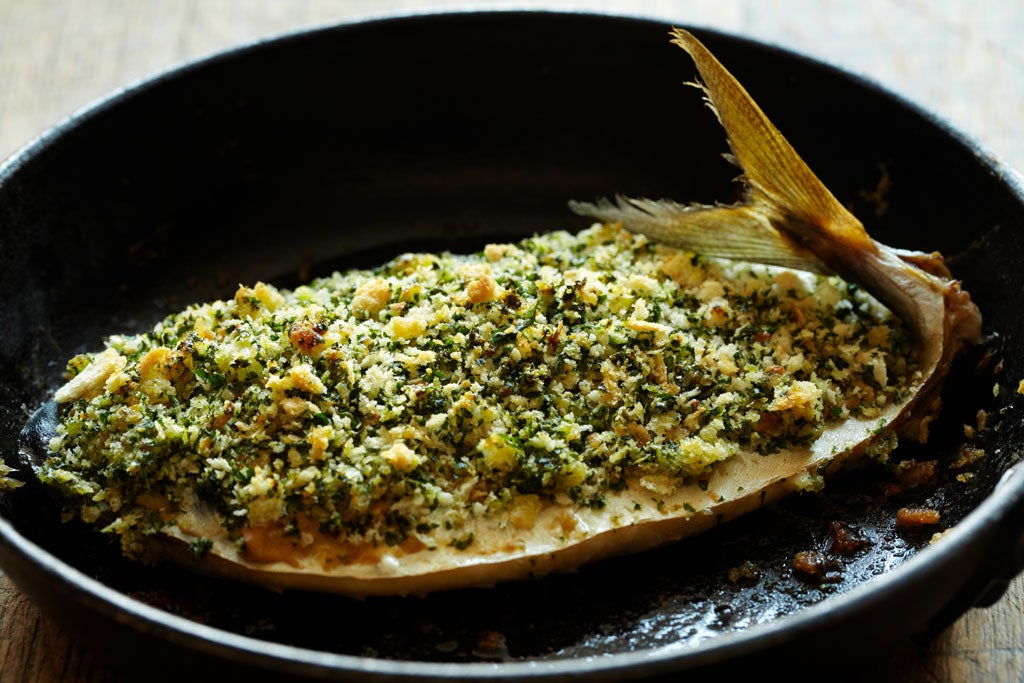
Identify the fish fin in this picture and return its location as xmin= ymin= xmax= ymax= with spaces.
xmin=568 ymin=195 xmax=830 ymax=274
xmin=666 ymin=28 xmax=874 ymax=253
xmin=572 ymin=28 xmax=879 ymax=270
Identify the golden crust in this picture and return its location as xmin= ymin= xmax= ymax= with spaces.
xmin=160 ymin=406 xmax=899 ymax=596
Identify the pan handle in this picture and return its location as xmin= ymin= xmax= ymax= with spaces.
xmin=917 ymin=464 xmax=1024 ymax=638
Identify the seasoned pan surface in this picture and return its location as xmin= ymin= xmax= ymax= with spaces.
xmin=2 ymin=11 xmax=1024 ymax=681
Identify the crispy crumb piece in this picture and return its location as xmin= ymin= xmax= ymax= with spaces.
xmin=54 ymin=348 xmax=127 ymax=403
xmin=828 ymin=520 xmax=869 ymax=555
xmin=896 ymin=507 xmax=941 ymax=529
xmin=793 ymin=550 xmax=828 ymax=581
xmin=727 ymin=560 xmax=760 ymax=585
xmin=382 ymin=442 xmax=422 ymax=473
xmin=473 ymin=630 xmax=510 ymax=660
xmin=352 ymin=277 xmax=391 ymax=317
xmin=951 ymin=445 xmax=986 ymax=470
xmin=883 ymin=459 xmax=937 ymax=497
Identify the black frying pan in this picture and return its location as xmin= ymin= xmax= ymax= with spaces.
xmin=2 ymin=11 xmax=1023 ymax=682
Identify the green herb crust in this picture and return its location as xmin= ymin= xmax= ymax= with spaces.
xmin=41 ymin=223 xmax=915 ymax=560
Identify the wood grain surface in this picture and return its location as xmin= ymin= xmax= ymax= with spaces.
xmin=1 ymin=1 xmax=1022 ymax=681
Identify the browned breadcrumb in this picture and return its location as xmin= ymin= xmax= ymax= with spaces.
xmin=726 ymin=560 xmax=761 ymax=585
xmin=896 ymin=507 xmax=941 ymax=529
xmin=882 ymin=459 xmax=937 ymax=497
xmin=828 ymin=520 xmax=869 ymax=555
xmin=793 ymin=550 xmax=828 ymax=581
xmin=976 ymin=409 xmax=989 ymax=432
xmin=473 ymin=630 xmax=510 ymax=660
xmin=950 ymin=445 xmax=986 ymax=470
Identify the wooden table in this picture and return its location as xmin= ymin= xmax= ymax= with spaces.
xmin=2 ymin=2 xmax=1022 ymax=681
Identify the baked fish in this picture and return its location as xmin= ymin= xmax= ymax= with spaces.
xmin=31 ymin=29 xmax=981 ymax=596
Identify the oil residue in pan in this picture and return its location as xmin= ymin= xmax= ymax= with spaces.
xmin=63 ymin=484 xmax=923 ymax=663
xmin=111 ymin=465 xmax=962 ymax=662
xmin=12 ymin=324 xmax=1006 ymax=664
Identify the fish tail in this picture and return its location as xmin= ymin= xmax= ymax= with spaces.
xmin=572 ymin=28 xmax=876 ymax=273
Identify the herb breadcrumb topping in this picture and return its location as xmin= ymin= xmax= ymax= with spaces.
xmin=42 ymin=223 xmax=916 ymax=558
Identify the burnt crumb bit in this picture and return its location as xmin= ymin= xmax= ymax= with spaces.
xmin=962 ymin=407 xmax=991 ymax=441
xmin=793 ymin=550 xmax=825 ymax=581
xmin=726 ymin=560 xmax=761 ymax=585
xmin=950 ymin=444 xmax=986 ymax=470
xmin=472 ymin=630 xmax=510 ymax=661
xmin=828 ymin=521 xmax=869 ymax=556
xmin=793 ymin=550 xmax=830 ymax=583
xmin=882 ymin=459 xmax=937 ymax=498
xmin=895 ymin=506 xmax=941 ymax=530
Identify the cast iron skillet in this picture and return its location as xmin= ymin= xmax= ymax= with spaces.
xmin=1 ymin=11 xmax=1023 ymax=682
